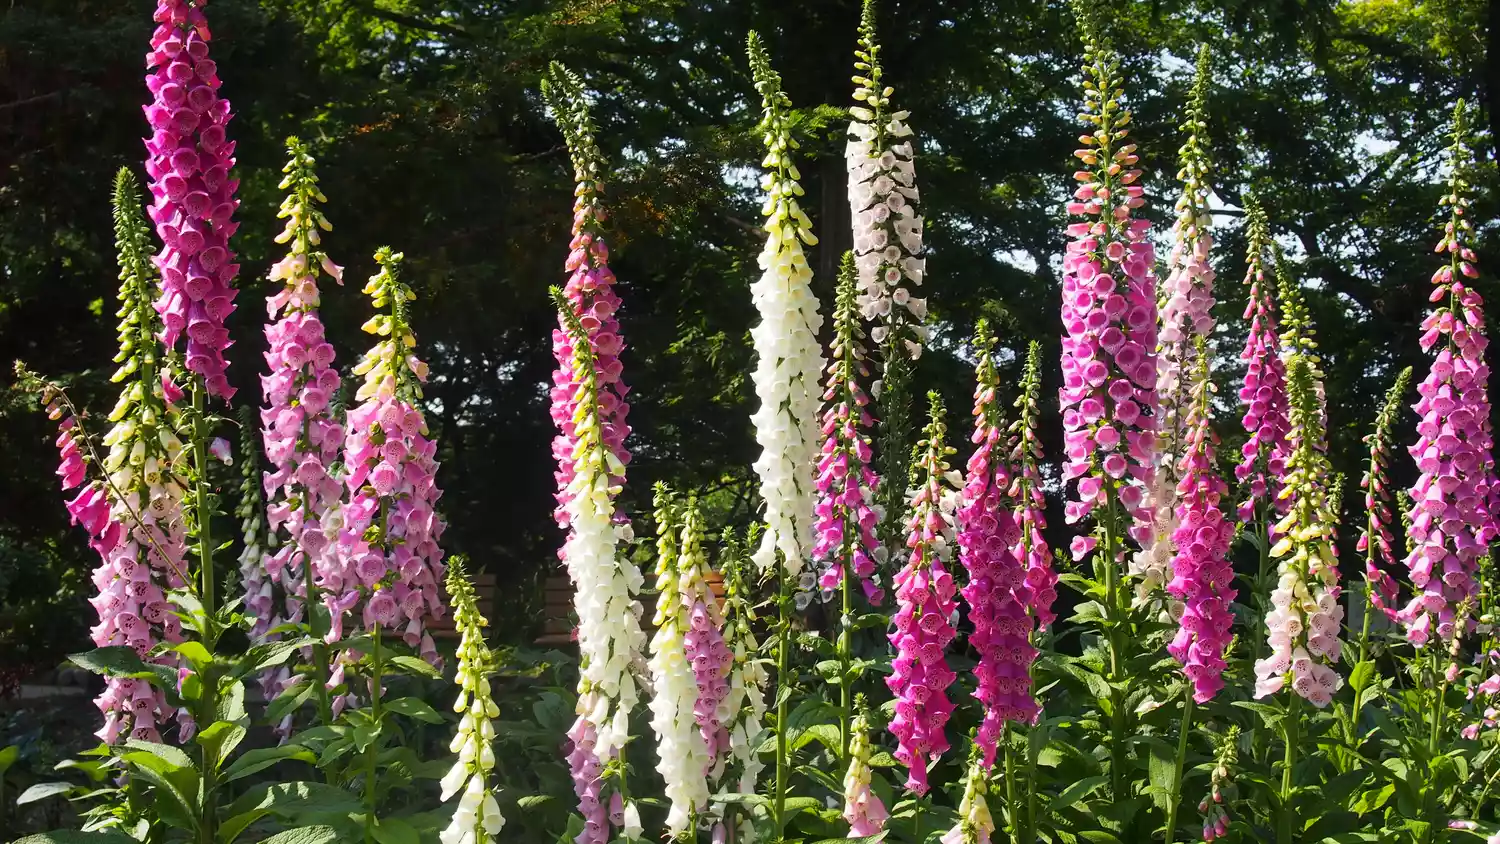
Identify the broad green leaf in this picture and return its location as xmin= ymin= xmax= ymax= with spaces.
xmin=121 ymin=738 xmax=194 ymax=771
xmin=197 ymin=721 xmax=248 ymax=772
xmin=383 ymin=697 xmax=445 ymax=724
xmin=388 ymin=655 xmax=442 ymax=679
xmin=169 ymin=641 xmax=215 ymax=670
xmin=371 ymin=816 xmax=420 ymax=844
xmin=224 ymin=781 xmax=362 ymax=825
xmin=267 ymin=679 xmax=316 ymax=723
xmin=1348 ymin=660 xmax=1376 ymax=694
xmin=218 ymin=679 xmax=248 ymax=723
xmin=254 ymin=826 xmax=340 ymax=844
xmin=17 ymin=782 xmax=75 ymax=804
xmin=1351 ymin=783 xmax=1394 ymax=815
xmin=1045 ymin=774 xmax=1108 ymax=815
xmin=0 ymin=743 xmax=18 ymax=774
xmin=122 ymin=754 xmax=200 ymax=830
xmin=221 ymin=745 xmax=316 ymax=783
xmin=516 ymin=794 xmax=554 ymax=810
xmin=10 ymin=833 xmax=137 ymax=844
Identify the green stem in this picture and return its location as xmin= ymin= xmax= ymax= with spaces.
xmin=914 ymin=791 xmax=924 ymax=844
xmin=839 ymin=566 xmax=852 ymax=760
xmin=363 ymin=624 xmax=384 ymax=844
xmin=774 ymin=574 xmax=790 ymax=840
xmin=1279 ymin=696 xmax=1300 ymax=844
xmin=1471 ymin=732 xmax=1500 ymax=818
xmin=1430 ymin=648 xmax=1447 ymax=759
xmin=1004 ymin=727 xmax=1019 ymax=844
xmin=190 ymin=381 xmax=216 ymax=614
xmin=1164 ymin=690 xmax=1195 ymax=844
xmin=1101 ymin=484 xmax=1128 ymax=800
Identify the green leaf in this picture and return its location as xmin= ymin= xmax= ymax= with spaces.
xmin=1147 ymin=741 xmax=1176 ymax=810
xmin=1351 ymin=783 xmax=1394 ymax=815
xmin=69 ymin=647 xmax=160 ymax=679
xmin=793 ymin=723 xmax=843 ymax=755
xmin=221 ymin=745 xmax=316 ymax=783
xmin=0 ymin=743 xmax=18 ymax=775
xmin=170 ymin=641 xmax=215 ymax=670
xmin=10 ymin=833 xmax=138 ymax=844
xmin=809 ymin=836 xmax=886 ymax=844
xmin=781 ymin=796 xmax=821 ymax=817
xmin=218 ymin=680 xmax=248 ymax=723
xmin=267 ymin=679 xmax=316 ymax=723
xmin=1349 ymin=660 xmax=1377 ymax=694
xmin=224 ymin=781 xmax=362 ymax=825
xmin=254 ymin=827 xmax=340 ymax=844
xmin=121 ymin=752 xmax=200 ymax=830
xmin=17 ymin=782 xmax=75 ymax=804
xmin=1046 ymin=775 xmax=1108 ymax=815
xmin=1231 ymin=700 xmax=1285 ymax=728
xmin=517 ymin=795 xmax=555 ymax=810
xmin=371 ymin=817 xmax=420 ymax=844
xmin=383 ymin=697 xmax=445 ymax=724
xmin=121 ymin=738 xmax=194 ymax=771
xmin=388 ymin=655 xmax=442 ymax=679
xmin=197 ymin=721 xmax=248 ymax=772
xmin=232 ymin=639 xmax=315 ymax=681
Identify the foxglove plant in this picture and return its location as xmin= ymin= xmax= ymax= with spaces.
xmin=1198 ymin=725 xmax=1239 ymax=842
xmin=745 ymin=32 xmax=825 ymax=581
xmin=1233 ymin=200 xmax=1290 ymax=524
xmin=677 ymin=498 xmax=732 ymax=775
xmin=845 ymin=0 xmax=929 ymax=565
xmin=941 ymin=749 xmax=996 ymax=844
xmin=550 ymin=283 xmax=646 ymax=772
xmin=258 ymin=138 xmax=346 ymax=724
xmin=1357 ymin=366 xmax=1413 ymax=652
xmin=541 ymin=63 xmax=633 ymax=542
xmin=1400 ymin=100 xmax=1495 ymax=648
xmin=1009 ymin=342 xmax=1056 ymax=629
xmin=1254 ymin=353 xmax=1345 ymax=707
xmin=888 ymin=392 xmax=960 ymax=796
xmin=1165 ymin=346 xmax=1236 ymax=704
xmin=1136 ymin=46 xmax=1215 ymax=606
xmin=341 ymin=249 xmax=446 ymax=667
xmin=646 ymin=485 xmax=710 ymax=835
xmin=960 ymin=321 xmax=1038 ymax=768
xmin=143 ymin=0 xmax=240 ymax=401
xmin=440 ymin=559 xmax=505 ymax=844
xmin=717 ymin=527 xmax=768 ymax=797
xmin=1058 ymin=1 xmax=1158 ymax=796
xmin=814 ymin=252 xmax=884 ymax=605
xmin=841 ymin=697 xmax=889 ymax=837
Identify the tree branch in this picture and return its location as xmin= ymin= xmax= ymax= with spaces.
xmin=355 ymin=2 xmax=469 ymax=39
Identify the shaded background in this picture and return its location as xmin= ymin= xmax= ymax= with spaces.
xmin=1 ymin=0 xmax=1496 ymax=666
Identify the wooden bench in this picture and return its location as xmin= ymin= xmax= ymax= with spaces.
xmin=536 ymin=569 xmax=727 ymax=647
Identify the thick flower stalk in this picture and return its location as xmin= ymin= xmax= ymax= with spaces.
xmin=542 ymin=64 xmax=632 ymax=540
xmin=1399 ymin=101 xmax=1495 ymax=647
xmin=143 ymin=0 xmax=240 ymax=400
xmin=814 ymin=253 xmax=884 ymax=604
xmin=1009 ymin=342 xmax=1056 ymax=629
xmin=718 ymin=528 xmax=768 ymax=796
xmin=260 ymin=138 xmax=346 ymax=643
xmin=677 ymin=499 xmax=733 ymax=773
xmin=1165 ymin=347 xmax=1237 ymax=703
xmin=887 ymin=393 xmax=960 ymax=796
xmin=746 ymin=32 xmax=826 ymax=579
xmin=1358 ymin=367 xmax=1413 ymax=635
xmin=941 ymin=750 xmax=996 ymax=844
xmin=1059 ymin=3 xmax=1159 ymax=562
xmin=1198 ymin=725 xmax=1239 ymax=842
xmin=1253 ymin=355 xmax=1345 ymax=707
xmin=646 ymin=485 xmax=710 ymax=835
xmin=841 ymin=698 xmax=889 ymax=837
xmin=550 ymin=286 xmax=647 ymax=763
xmin=1137 ymin=46 xmax=1216 ymax=602
xmin=440 ymin=560 xmax=505 ymax=844
xmin=960 ymin=321 xmax=1038 ymax=767
xmin=1234 ymin=200 xmax=1291 ymax=522
xmin=340 ymin=249 xmax=446 ymax=666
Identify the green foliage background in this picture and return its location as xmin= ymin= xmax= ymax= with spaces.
xmin=1 ymin=0 xmax=1496 ymax=659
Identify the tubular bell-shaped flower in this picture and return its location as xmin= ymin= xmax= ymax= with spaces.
xmin=541 ymin=64 xmax=632 ymax=541
xmin=1233 ymin=199 xmax=1290 ymax=523
xmin=841 ymin=697 xmax=889 ymax=836
xmin=1358 ymin=367 xmax=1413 ymax=627
xmin=1009 ymin=342 xmax=1056 ymax=629
xmin=440 ymin=559 xmax=504 ymax=844
xmin=551 ymin=286 xmax=646 ymax=775
xmin=941 ymin=749 xmax=996 ymax=844
xmin=1058 ymin=3 xmax=1159 ymax=554
xmin=1400 ymin=100 xmax=1496 ymax=646
xmin=746 ymin=32 xmax=826 ymax=580
xmin=717 ymin=528 xmax=769 ymax=797
xmin=1137 ymin=46 xmax=1216 ymax=603
xmin=259 ymin=137 xmax=346 ymax=642
xmin=887 ymin=393 xmax=960 ymax=796
xmin=814 ymin=252 xmax=884 ymax=604
xmin=959 ymin=321 xmax=1038 ymax=766
xmin=647 ymin=485 xmax=710 ymax=835
xmin=1254 ymin=354 xmax=1345 ymax=707
xmin=143 ymin=0 xmax=240 ymax=400
xmin=340 ymin=249 xmax=446 ymax=665
xmin=1165 ymin=344 xmax=1237 ymax=703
